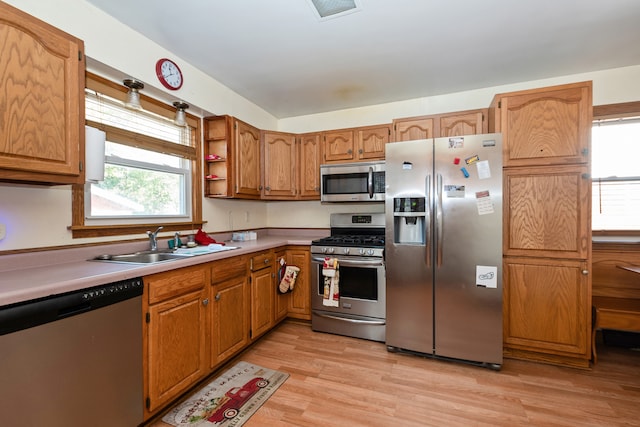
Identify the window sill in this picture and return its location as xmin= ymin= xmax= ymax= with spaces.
xmin=69 ymin=221 xmax=205 ymax=239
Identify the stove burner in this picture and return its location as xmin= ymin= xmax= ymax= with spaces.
xmin=312 ymin=234 xmax=385 ymax=248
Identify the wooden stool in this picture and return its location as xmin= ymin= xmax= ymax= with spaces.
xmin=592 ymin=296 xmax=640 ymax=363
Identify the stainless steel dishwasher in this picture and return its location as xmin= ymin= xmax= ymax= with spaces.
xmin=0 ymin=277 xmax=144 ymax=427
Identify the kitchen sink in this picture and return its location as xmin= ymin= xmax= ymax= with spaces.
xmin=91 ymin=250 xmax=189 ymax=264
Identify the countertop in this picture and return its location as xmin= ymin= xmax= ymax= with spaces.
xmin=0 ymin=230 xmax=328 ymax=307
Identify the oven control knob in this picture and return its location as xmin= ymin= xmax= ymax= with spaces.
xmin=366 ymin=249 xmax=374 ymax=256
xmin=328 ymin=247 xmax=335 ymax=254
xmin=321 ymin=247 xmax=327 ymax=254
xmin=343 ymin=248 xmax=350 ymax=255
xmin=358 ymin=248 xmax=365 ymax=255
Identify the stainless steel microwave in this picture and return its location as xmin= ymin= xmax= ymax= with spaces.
xmin=320 ymin=161 xmax=385 ymax=202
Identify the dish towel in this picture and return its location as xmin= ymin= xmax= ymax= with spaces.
xmin=322 ymin=257 xmax=340 ymax=307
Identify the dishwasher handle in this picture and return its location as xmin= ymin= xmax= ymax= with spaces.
xmin=0 ymin=277 xmax=144 ymax=336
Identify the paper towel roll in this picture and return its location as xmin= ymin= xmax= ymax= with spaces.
xmin=85 ymin=125 xmax=106 ymax=183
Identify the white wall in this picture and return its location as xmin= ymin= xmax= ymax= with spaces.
xmin=1 ymin=0 xmax=639 ymax=251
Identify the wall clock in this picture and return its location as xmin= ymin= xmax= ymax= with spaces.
xmin=155 ymin=58 xmax=183 ymax=90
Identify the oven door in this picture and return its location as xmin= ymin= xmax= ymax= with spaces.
xmin=311 ymin=255 xmax=385 ymax=319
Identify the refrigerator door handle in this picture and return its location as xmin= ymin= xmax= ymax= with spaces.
xmin=367 ymin=166 xmax=374 ymax=198
xmin=425 ymin=174 xmax=431 ymax=268
xmin=436 ymin=173 xmax=444 ymax=267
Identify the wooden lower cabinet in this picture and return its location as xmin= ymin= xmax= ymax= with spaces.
xmin=143 ymin=246 xmax=311 ymax=419
xmin=249 ymin=251 xmax=276 ymax=340
xmin=286 ymin=248 xmax=311 ymax=320
xmin=210 ymin=256 xmax=249 ymax=369
xmin=144 ymin=265 xmax=209 ymax=416
xmin=503 ymin=257 xmax=591 ymax=368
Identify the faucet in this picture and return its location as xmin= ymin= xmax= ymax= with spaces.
xmin=146 ymin=226 xmax=163 ymax=251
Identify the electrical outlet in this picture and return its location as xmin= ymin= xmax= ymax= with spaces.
xmin=0 ymin=223 xmax=5 ymax=241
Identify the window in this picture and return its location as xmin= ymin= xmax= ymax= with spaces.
xmin=592 ymin=102 xmax=640 ymax=234
xmin=71 ymin=73 xmax=203 ymax=238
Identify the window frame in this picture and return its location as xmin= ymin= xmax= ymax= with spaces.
xmin=70 ymin=73 xmax=203 ymax=238
xmin=591 ymin=101 xmax=640 ymax=237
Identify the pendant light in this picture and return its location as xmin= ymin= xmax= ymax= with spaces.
xmin=173 ymin=101 xmax=189 ymax=126
xmin=123 ymin=78 xmax=144 ymax=110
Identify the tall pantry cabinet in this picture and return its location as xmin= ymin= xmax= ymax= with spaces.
xmin=489 ymin=81 xmax=593 ymax=368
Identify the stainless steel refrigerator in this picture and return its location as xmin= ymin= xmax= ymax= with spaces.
xmin=385 ymin=134 xmax=503 ymax=369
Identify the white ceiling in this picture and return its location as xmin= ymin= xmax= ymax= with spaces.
xmin=85 ymin=0 xmax=640 ymax=119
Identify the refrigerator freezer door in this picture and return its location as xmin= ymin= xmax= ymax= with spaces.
xmin=433 ymin=134 xmax=503 ymax=365
xmin=385 ymin=139 xmax=434 ymax=354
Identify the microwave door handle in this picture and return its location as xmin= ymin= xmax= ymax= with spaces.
xmin=368 ymin=166 xmax=374 ymax=199
xmin=425 ymin=174 xmax=431 ymax=268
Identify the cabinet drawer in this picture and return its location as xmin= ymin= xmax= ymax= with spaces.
xmin=250 ymin=252 xmax=274 ymax=271
xmin=146 ymin=265 xmax=207 ymax=305
xmin=211 ymin=256 xmax=246 ymax=284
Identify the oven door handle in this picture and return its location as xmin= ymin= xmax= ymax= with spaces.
xmin=311 ymin=256 xmax=383 ymax=267
xmin=313 ymin=311 xmax=386 ymax=325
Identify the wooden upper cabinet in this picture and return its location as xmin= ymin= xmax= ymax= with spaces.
xmin=298 ymin=132 xmax=321 ymax=199
xmin=233 ymin=119 xmax=261 ymax=198
xmin=504 ymin=164 xmax=591 ymax=259
xmin=357 ymin=124 xmax=391 ymax=160
xmin=392 ymin=109 xmax=487 ymax=142
xmin=392 ymin=116 xmax=435 ymax=142
xmin=262 ymin=131 xmax=297 ymax=199
xmin=437 ymin=109 xmax=487 ymax=137
xmin=0 ymin=2 xmax=85 ymax=184
xmin=490 ymin=82 xmax=592 ymax=167
xmin=323 ymin=129 xmax=355 ymax=162
xmin=323 ymin=124 xmax=391 ymax=163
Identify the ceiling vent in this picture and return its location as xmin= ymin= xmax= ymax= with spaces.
xmin=308 ymin=0 xmax=361 ymax=20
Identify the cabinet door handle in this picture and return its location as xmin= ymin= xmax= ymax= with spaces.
xmin=264 ymin=258 xmax=269 ymax=264
xmin=581 ymin=270 xmax=589 ymax=275
xmin=359 ymin=148 xmax=363 ymax=154
xmin=214 ymin=292 xmax=221 ymax=301
xmin=202 ymin=298 xmax=209 ymax=306
xmin=347 ymin=149 xmax=352 ymax=154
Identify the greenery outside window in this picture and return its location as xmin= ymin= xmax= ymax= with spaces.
xmin=591 ymin=102 xmax=640 ymax=235
xmin=71 ymin=73 xmax=203 ymax=238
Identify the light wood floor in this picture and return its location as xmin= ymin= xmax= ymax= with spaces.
xmin=150 ymin=321 xmax=640 ymax=427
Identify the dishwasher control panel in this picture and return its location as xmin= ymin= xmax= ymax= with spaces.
xmin=0 ymin=277 xmax=144 ymax=336
xmin=82 ymin=277 xmax=143 ymax=301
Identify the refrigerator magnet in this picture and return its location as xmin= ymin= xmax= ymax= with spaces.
xmin=476 ymin=265 xmax=498 ymax=288
xmin=465 ymin=154 xmax=480 ymax=165
xmin=475 ymin=190 xmax=494 ymax=215
xmin=460 ymin=167 xmax=470 ymax=178
xmin=448 ymin=137 xmax=464 ymax=148
xmin=476 ymin=160 xmax=491 ymax=179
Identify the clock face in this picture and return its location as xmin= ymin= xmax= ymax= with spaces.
xmin=155 ymin=58 xmax=183 ymax=90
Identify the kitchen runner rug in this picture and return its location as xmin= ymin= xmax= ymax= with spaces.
xmin=162 ymin=361 xmax=288 ymax=426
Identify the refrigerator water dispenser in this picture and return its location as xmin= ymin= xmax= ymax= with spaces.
xmin=393 ymin=197 xmax=426 ymax=244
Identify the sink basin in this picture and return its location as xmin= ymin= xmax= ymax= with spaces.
xmin=91 ymin=250 xmax=189 ymax=264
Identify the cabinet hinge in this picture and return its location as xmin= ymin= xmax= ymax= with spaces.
xmin=249 ymin=329 xmax=253 ymax=339
xmin=146 ymin=397 xmax=150 ymax=409
xmin=78 ymin=50 xmax=83 ymax=61
xmin=234 ymin=122 xmax=237 ymax=130
xmin=146 ymin=312 xmax=150 ymax=323
xmin=498 ymin=101 xmax=501 ymax=108
xmin=482 ymin=113 xmax=485 ymax=122
xmin=388 ymin=128 xmax=391 ymax=136
xmin=79 ymin=161 xmax=83 ymax=172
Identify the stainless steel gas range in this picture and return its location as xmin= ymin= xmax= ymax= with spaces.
xmin=310 ymin=213 xmax=385 ymax=342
